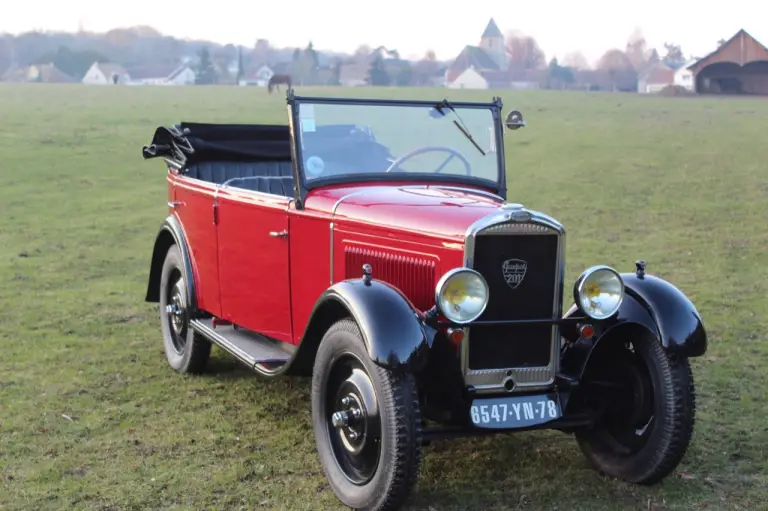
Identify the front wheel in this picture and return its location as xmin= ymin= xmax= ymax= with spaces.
xmin=575 ymin=332 xmax=696 ymax=484
xmin=311 ymin=319 xmax=422 ymax=511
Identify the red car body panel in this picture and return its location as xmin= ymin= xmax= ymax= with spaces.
xmin=168 ymin=174 xmax=505 ymax=347
xmin=216 ymin=186 xmax=294 ymax=344
xmin=172 ymin=175 xmax=221 ymax=317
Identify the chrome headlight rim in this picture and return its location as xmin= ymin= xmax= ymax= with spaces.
xmin=435 ymin=267 xmax=489 ymax=325
xmin=573 ymin=265 xmax=625 ymax=320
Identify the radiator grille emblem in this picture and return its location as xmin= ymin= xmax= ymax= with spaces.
xmin=502 ymin=259 xmax=528 ymax=289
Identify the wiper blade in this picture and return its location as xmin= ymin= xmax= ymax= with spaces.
xmin=451 ymin=120 xmax=485 ymax=156
xmin=434 ymin=100 xmax=486 ymax=156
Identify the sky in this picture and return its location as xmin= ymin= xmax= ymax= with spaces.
xmin=3 ymin=0 xmax=767 ymax=65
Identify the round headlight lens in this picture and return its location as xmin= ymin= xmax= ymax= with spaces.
xmin=575 ymin=266 xmax=625 ymax=320
xmin=435 ymin=268 xmax=489 ymax=324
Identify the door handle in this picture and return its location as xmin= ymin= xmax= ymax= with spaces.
xmin=168 ymin=201 xmax=185 ymax=208
xmin=269 ymin=230 xmax=288 ymax=238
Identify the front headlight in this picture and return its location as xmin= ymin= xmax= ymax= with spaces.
xmin=574 ymin=266 xmax=625 ymax=320
xmin=435 ymin=268 xmax=489 ymax=324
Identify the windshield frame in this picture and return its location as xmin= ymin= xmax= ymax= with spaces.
xmin=286 ymin=93 xmax=507 ymax=209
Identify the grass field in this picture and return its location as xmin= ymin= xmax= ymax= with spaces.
xmin=1 ymin=83 xmax=767 ymax=511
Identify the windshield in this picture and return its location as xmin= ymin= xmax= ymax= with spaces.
xmin=294 ymin=101 xmax=501 ymax=185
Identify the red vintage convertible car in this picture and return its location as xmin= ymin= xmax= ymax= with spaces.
xmin=142 ymin=93 xmax=707 ymax=511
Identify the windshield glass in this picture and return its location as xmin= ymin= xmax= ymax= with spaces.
xmin=295 ymin=101 xmax=501 ymax=185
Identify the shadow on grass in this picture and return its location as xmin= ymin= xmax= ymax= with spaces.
xmin=203 ymin=353 xmax=256 ymax=380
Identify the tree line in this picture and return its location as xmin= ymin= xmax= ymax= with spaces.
xmin=1 ymin=25 xmax=698 ymax=89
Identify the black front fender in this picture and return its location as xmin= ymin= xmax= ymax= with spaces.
xmin=615 ymin=272 xmax=707 ymax=357
xmin=304 ymin=279 xmax=431 ymax=372
xmin=145 ymin=215 xmax=197 ymax=312
xmin=561 ymin=272 xmax=706 ymax=381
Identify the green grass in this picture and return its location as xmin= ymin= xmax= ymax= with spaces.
xmin=1 ymin=83 xmax=767 ymax=510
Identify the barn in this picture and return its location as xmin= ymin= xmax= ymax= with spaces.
xmin=689 ymin=29 xmax=768 ymax=95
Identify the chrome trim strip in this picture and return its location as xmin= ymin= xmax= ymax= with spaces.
xmin=461 ymin=203 xmax=566 ymax=394
xmin=430 ymin=185 xmax=504 ymax=202
xmin=164 ymin=158 xmax=184 ymax=170
xmin=329 ymin=189 xmax=375 ymax=285
xmin=191 ymin=319 xmax=259 ymax=367
xmin=329 ymin=221 xmax=335 ymax=285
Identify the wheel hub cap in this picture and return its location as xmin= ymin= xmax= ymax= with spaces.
xmin=166 ymin=277 xmax=188 ymax=352
xmin=332 ymin=394 xmax=367 ymax=453
xmin=326 ymin=358 xmax=382 ymax=485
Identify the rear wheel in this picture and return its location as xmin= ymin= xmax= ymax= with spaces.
xmin=311 ymin=319 xmax=422 ymax=511
xmin=575 ymin=332 xmax=695 ymax=484
xmin=159 ymin=245 xmax=210 ymax=374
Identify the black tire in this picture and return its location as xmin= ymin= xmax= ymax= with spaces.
xmin=159 ymin=244 xmax=210 ymax=374
xmin=575 ymin=332 xmax=696 ymax=484
xmin=311 ymin=319 xmax=422 ymax=511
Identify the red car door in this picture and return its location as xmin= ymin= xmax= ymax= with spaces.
xmin=172 ymin=176 xmax=221 ymax=317
xmin=216 ymin=185 xmax=293 ymax=344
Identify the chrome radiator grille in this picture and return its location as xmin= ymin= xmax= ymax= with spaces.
xmin=462 ymin=209 xmax=565 ymax=394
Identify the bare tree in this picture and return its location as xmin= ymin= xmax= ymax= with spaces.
xmin=597 ymin=49 xmax=636 ymax=91
xmin=413 ymin=49 xmax=439 ymax=85
xmin=625 ymin=27 xmax=648 ymax=70
xmin=662 ymin=42 xmax=686 ymax=68
xmin=562 ymin=51 xmax=590 ymax=70
xmin=504 ymin=31 xmax=546 ymax=70
xmin=253 ymin=39 xmax=272 ymax=65
xmin=597 ymin=49 xmax=634 ymax=71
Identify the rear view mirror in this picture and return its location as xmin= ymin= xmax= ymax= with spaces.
xmin=505 ymin=110 xmax=525 ymax=131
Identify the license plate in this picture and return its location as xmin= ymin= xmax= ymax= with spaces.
xmin=469 ymin=393 xmax=562 ymax=429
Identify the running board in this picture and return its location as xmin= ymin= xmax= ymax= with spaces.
xmin=190 ymin=318 xmax=294 ymax=370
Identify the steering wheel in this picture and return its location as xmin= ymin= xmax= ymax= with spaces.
xmin=384 ymin=146 xmax=472 ymax=176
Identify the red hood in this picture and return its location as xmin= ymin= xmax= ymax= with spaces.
xmin=305 ymin=183 xmax=504 ymax=239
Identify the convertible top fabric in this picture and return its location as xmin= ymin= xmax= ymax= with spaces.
xmin=142 ymin=122 xmax=292 ymax=165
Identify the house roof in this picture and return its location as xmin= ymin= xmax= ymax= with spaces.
xmin=1 ymin=63 xmax=74 ymax=83
xmin=639 ymin=62 xmax=674 ymax=84
xmin=126 ymin=64 xmax=178 ymax=80
xmin=481 ymin=18 xmax=503 ymax=39
xmin=37 ymin=63 xmax=76 ymax=83
xmin=446 ymin=45 xmax=500 ymax=82
xmin=242 ymin=63 xmax=273 ymax=80
xmin=95 ymin=62 xmax=129 ymax=77
xmin=168 ymin=63 xmax=193 ymax=81
xmin=688 ymin=29 xmax=768 ymax=73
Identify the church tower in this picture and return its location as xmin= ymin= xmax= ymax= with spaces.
xmin=479 ymin=18 xmax=506 ymax=70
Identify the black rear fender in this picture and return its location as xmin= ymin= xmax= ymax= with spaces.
xmin=145 ymin=215 xmax=197 ymax=313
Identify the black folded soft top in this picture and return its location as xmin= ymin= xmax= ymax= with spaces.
xmin=142 ymin=122 xmax=292 ymax=166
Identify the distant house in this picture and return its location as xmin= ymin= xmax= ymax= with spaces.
xmin=637 ymin=62 xmax=675 ymax=93
xmin=240 ymin=64 xmax=275 ymax=86
xmin=127 ymin=63 xmax=196 ymax=85
xmin=687 ymin=29 xmax=768 ymax=95
xmin=1 ymin=63 xmax=75 ymax=83
xmin=449 ymin=67 xmax=543 ymax=90
xmin=339 ymin=61 xmax=369 ymax=87
xmin=445 ymin=18 xmax=507 ymax=88
xmin=673 ymin=58 xmax=699 ymax=91
xmin=82 ymin=62 xmax=130 ymax=85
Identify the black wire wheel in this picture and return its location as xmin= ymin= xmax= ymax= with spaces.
xmin=158 ymin=244 xmax=210 ymax=374
xmin=575 ymin=332 xmax=696 ymax=484
xmin=311 ymin=319 xmax=422 ymax=511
